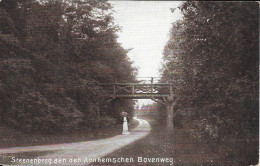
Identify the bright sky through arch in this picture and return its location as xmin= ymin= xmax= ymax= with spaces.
xmin=110 ymin=1 xmax=183 ymax=105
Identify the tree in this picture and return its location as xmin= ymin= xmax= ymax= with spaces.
xmin=161 ymin=2 xmax=258 ymax=164
xmin=0 ymin=0 xmax=137 ymax=132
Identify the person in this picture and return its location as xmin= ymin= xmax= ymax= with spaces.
xmin=121 ymin=111 xmax=127 ymax=117
xmin=121 ymin=111 xmax=129 ymax=135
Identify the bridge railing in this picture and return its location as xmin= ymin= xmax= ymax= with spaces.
xmin=135 ymin=77 xmax=171 ymax=84
xmin=99 ymin=77 xmax=173 ymax=98
xmin=101 ymin=83 xmax=171 ymax=94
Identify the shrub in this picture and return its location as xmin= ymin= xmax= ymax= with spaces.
xmin=99 ymin=116 xmax=117 ymax=129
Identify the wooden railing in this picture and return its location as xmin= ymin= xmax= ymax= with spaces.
xmin=100 ymin=77 xmax=173 ymax=99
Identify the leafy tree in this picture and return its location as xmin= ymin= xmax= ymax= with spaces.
xmin=0 ymin=0 xmax=137 ymax=132
xmin=160 ymin=2 xmax=258 ymax=165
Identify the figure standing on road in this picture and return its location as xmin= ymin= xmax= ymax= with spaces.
xmin=121 ymin=111 xmax=129 ymax=135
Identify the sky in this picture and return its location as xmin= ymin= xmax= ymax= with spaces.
xmin=111 ymin=1 xmax=183 ymax=77
xmin=110 ymin=1 xmax=183 ymax=105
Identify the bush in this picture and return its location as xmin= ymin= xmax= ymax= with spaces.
xmin=99 ymin=116 xmax=117 ymax=129
xmin=7 ymin=91 xmax=83 ymax=133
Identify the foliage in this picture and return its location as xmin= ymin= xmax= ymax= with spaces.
xmin=99 ymin=116 xmax=117 ymax=129
xmin=0 ymin=0 xmax=136 ymax=133
xmin=160 ymin=1 xmax=258 ymax=164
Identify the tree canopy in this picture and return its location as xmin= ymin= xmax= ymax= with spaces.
xmin=160 ymin=2 xmax=258 ymax=165
xmin=0 ymin=0 xmax=137 ymax=133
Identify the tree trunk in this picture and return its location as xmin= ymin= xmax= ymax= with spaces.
xmin=0 ymin=95 xmax=7 ymax=123
xmin=166 ymin=101 xmax=174 ymax=129
xmin=96 ymin=98 xmax=101 ymax=121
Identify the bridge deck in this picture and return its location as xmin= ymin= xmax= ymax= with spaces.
xmin=102 ymin=94 xmax=170 ymax=99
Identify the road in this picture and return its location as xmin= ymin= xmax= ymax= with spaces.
xmin=0 ymin=118 xmax=151 ymax=165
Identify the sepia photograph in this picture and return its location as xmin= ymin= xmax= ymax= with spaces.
xmin=0 ymin=0 xmax=259 ymax=165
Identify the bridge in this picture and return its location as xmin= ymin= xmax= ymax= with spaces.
xmin=99 ymin=77 xmax=176 ymax=128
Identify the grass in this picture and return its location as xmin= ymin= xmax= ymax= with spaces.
xmin=0 ymin=118 xmax=139 ymax=148
xmin=91 ymin=116 xmax=240 ymax=166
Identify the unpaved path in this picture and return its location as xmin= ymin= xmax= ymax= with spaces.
xmin=0 ymin=118 xmax=151 ymax=165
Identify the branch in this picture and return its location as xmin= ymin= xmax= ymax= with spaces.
xmin=104 ymin=97 xmax=116 ymax=103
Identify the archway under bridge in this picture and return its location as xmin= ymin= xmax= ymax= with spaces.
xmin=98 ymin=77 xmax=177 ymax=128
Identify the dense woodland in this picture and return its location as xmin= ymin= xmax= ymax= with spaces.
xmin=0 ymin=0 xmax=259 ymax=164
xmin=0 ymin=0 xmax=137 ymax=133
xmin=159 ymin=1 xmax=259 ymax=164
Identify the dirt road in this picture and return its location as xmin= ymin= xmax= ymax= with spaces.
xmin=0 ymin=118 xmax=151 ymax=165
